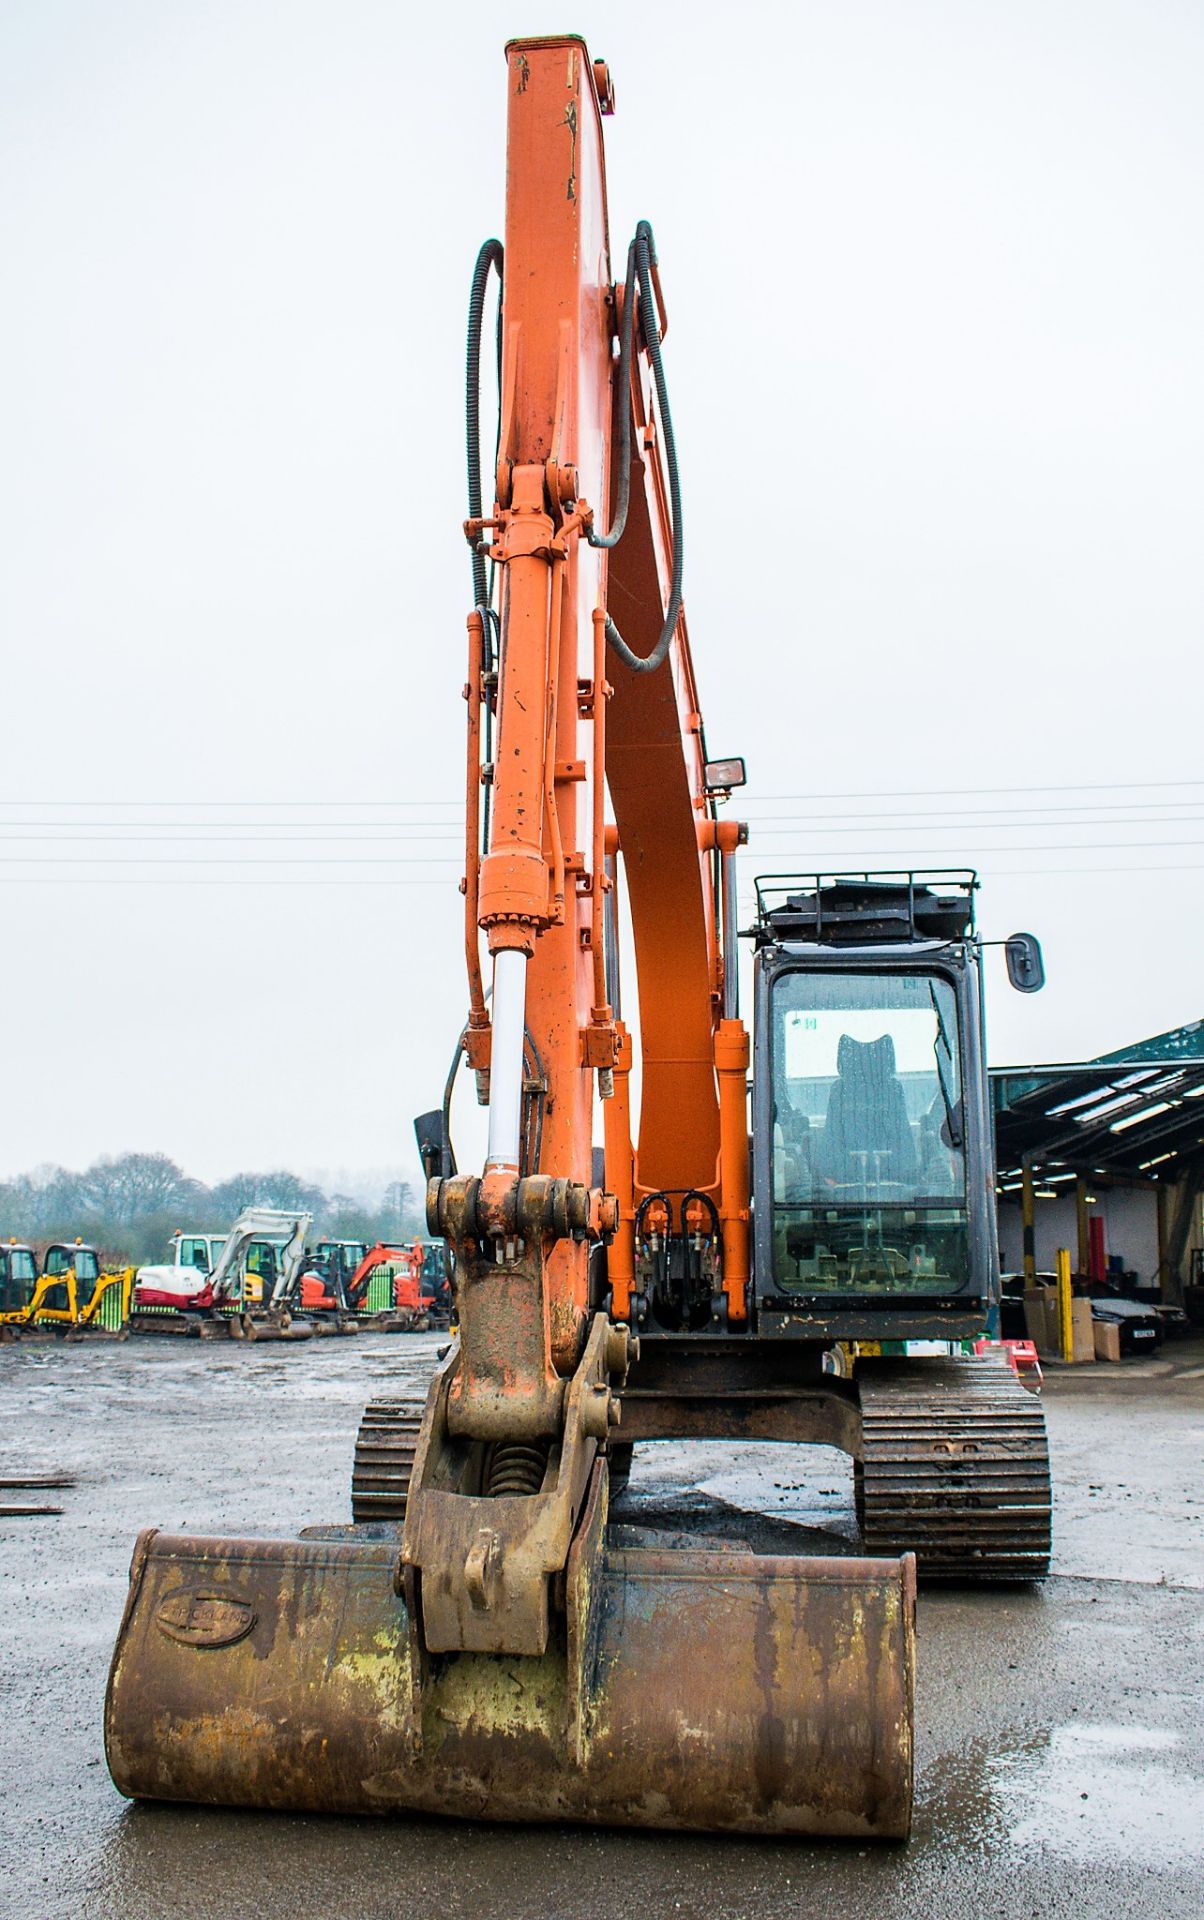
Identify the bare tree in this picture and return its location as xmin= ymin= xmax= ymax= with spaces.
xmin=208 ymin=1169 xmax=326 ymax=1219
xmin=79 ymin=1152 xmax=201 ymax=1225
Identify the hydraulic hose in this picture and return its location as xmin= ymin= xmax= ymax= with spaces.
xmin=466 ymin=238 xmax=503 ymax=614
xmin=584 ymin=237 xmax=638 ymax=550
xmin=466 ymin=238 xmax=503 ymax=843
xmin=589 ymin=220 xmax=684 ymax=675
xmin=466 ymin=222 xmax=681 ymax=679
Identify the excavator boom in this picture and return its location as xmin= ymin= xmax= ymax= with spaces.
xmin=105 ymin=37 xmax=916 ymax=1839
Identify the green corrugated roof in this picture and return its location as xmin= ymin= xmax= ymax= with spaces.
xmin=1093 ymin=1019 xmax=1204 ymax=1066
xmin=995 ymin=1018 xmax=1204 ymax=1109
xmin=991 ymin=1017 xmax=1204 ymax=1175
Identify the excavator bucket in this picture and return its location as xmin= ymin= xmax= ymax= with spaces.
xmin=106 ymin=1468 xmax=914 ymax=1837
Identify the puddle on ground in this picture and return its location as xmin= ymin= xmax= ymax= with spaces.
xmin=928 ymin=1721 xmax=1204 ymax=1867
xmin=998 ymin=1722 xmax=1204 ymax=1863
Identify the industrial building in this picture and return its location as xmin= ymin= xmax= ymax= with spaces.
xmin=994 ymin=1019 xmax=1204 ymax=1313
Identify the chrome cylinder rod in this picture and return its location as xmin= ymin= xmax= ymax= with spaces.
xmin=485 ymin=947 xmax=528 ymax=1171
xmin=721 ymin=849 xmax=739 ymax=1020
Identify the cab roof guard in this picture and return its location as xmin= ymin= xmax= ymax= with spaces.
xmin=752 ymin=869 xmax=978 ymax=948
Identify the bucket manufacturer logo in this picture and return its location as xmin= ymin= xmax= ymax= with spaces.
xmin=155 ymin=1588 xmax=257 ymax=1649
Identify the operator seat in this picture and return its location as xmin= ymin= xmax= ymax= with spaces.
xmin=820 ymin=1033 xmax=916 ymax=1187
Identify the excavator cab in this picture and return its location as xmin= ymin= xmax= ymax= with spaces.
xmin=754 ymin=874 xmax=994 ymax=1336
xmin=176 ymin=1234 xmax=215 ymax=1275
xmin=0 ymin=1242 xmax=37 ymax=1315
xmin=40 ymin=1241 xmax=102 ymax=1316
xmin=296 ymin=1239 xmax=368 ymax=1332
xmin=420 ymin=1239 xmax=452 ymax=1317
xmin=316 ymin=1239 xmax=368 ymax=1304
xmin=241 ymin=1239 xmax=278 ymax=1307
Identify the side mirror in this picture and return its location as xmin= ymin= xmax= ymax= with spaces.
xmin=414 ymin=1108 xmax=453 ymax=1180
xmin=1006 ymin=932 xmax=1045 ymax=994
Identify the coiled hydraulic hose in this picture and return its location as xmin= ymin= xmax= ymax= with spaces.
xmin=588 ymin=220 xmax=684 ymax=675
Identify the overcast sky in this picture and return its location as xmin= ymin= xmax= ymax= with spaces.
xmin=1 ymin=0 xmax=1201 ymax=1188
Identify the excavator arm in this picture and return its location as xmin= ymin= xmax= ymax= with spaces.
xmin=205 ymin=1207 xmax=313 ymax=1311
xmin=401 ymin=37 xmax=911 ymax=1829
xmin=404 ymin=28 xmax=744 ymax=1619
xmin=427 ymin=34 xmax=747 ymax=1456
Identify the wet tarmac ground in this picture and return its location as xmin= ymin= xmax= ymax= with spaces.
xmin=2 ymin=1333 xmax=1202 ymax=1919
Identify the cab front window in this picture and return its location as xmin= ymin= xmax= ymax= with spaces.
xmin=770 ymin=969 xmax=969 ymax=1294
xmin=44 ymin=1245 xmax=100 ymax=1283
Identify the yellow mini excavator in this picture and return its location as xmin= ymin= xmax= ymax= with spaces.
xmin=0 ymin=1240 xmax=132 ymax=1339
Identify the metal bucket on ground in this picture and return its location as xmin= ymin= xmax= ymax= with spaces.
xmin=105 ymin=1492 xmax=914 ymax=1838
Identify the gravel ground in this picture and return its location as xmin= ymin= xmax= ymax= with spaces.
xmin=1 ymin=1332 xmax=1202 ymax=1919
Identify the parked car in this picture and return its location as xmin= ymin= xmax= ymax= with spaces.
xmin=1089 ymin=1295 xmax=1161 ymax=1355
xmin=1154 ymin=1303 xmax=1190 ymax=1339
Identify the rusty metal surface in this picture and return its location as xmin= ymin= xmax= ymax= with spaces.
xmin=431 ymin=1174 xmax=616 ymax=1439
xmin=621 ymin=1384 xmax=863 ymax=1450
xmin=105 ymin=1522 xmax=914 ymax=1838
xmin=402 ymin=1322 xmax=626 ymax=1657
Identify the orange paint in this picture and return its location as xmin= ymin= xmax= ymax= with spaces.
xmin=463 ymin=37 xmax=749 ymax=1341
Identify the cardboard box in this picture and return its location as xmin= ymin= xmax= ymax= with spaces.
xmin=1093 ymin=1320 xmax=1121 ymax=1363
xmin=1023 ymin=1290 xmax=1054 ymax=1349
xmin=1024 ymin=1288 xmax=1095 ymax=1362
xmin=1068 ymin=1297 xmax=1096 ymax=1363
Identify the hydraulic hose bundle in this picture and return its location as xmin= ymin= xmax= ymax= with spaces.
xmin=465 ymin=220 xmax=683 ymax=676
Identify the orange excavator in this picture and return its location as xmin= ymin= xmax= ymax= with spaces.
xmin=299 ymin=1240 xmax=450 ymax=1329
xmin=351 ymin=1239 xmax=450 ymax=1326
xmin=104 ymin=34 xmax=1060 ymax=1837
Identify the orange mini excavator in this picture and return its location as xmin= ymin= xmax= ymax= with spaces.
xmin=105 ymin=37 xmax=936 ymax=1837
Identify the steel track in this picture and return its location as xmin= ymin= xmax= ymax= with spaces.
xmin=350 ymin=1398 xmax=425 ymax=1523
xmin=856 ymin=1355 xmax=1051 ymax=1580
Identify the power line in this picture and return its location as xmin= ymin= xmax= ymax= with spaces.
xmin=980 ymin=864 xmax=1204 ymax=878
xmin=0 ymin=798 xmax=463 ymax=808
xmin=6 ymin=811 xmax=1204 ymax=841
xmin=730 ymin=841 xmax=1204 ymax=865
xmin=740 ymin=820 xmax=1204 ymax=839
xmin=0 ymin=830 xmax=466 ymax=842
xmin=0 ymin=855 xmax=464 ymax=866
xmin=4 ymin=832 xmax=1204 ymax=867
xmin=4 ymin=777 xmax=1204 ymax=810
xmin=733 ymin=837 xmax=1204 ymax=857
xmin=733 ymin=778 xmax=1204 ymax=803
xmin=0 ymin=877 xmax=461 ymax=887
xmin=740 ymin=801 xmax=1204 ymax=823
xmin=9 ymin=857 xmax=1204 ymax=890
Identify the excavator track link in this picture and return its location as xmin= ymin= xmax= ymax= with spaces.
xmin=350 ymin=1398 xmax=424 ymax=1523
xmin=856 ymin=1355 xmax=1051 ymax=1581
